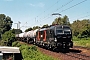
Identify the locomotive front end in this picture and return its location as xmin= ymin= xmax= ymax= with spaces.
xmin=55 ymin=25 xmax=73 ymax=49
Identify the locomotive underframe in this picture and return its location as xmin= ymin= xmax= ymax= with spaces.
xmin=56 ymin=38 xmax=73 ymax=49
xmin=35 ymin=38 xmax=73 ymax=50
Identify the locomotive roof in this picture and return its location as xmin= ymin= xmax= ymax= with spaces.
xmin=50 ymin=25 xmax=70 ymax=28
xmin=38 ymin=25 xmax=70 ymax=31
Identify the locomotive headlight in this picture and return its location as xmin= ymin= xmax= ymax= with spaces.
xmin=69 ymin=43 xmax=71 ymax=46
xmin=70 ymin=31 xmax=71 ymax=34
xmin=68 ymin=36 xmax=71 ymax=38
xmin=54 ymin=38 xmax=57 ymax=42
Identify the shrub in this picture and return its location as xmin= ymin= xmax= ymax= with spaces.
xmin=2 ymin=30 xmax=15 ymax=46
xmin=12 ymin=41 xmax=57 ymax=60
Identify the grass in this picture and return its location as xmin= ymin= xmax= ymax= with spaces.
xmin=12 ymin=41 xmax=58 ymax=60
xmin=73 ymin=37 xmax=90 ymax=48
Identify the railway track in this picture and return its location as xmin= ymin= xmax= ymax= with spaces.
xmin=64 ymin=52 xmax=90 ymax=60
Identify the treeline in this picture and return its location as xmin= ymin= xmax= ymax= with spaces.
xmin=25 ymin=15 xmax=90 ymax=38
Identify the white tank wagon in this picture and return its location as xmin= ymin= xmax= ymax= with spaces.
xmin=33 ymin=29 xmax=39 ymax=36
xmin=22 ymin=29 xmax=38 ymax=44
xmin=25 ymin=29 xmax=39 ymax=38
xmin=33 ymin=29 xmax=39 ymax=44
xmin=15 ymin=29 xmax=39 ymax=44
xmin=25 ymin=29 xmax=39 ymax=43
xmin=19 ymin=33 xmax=24 ymax=37
xmin=15 ymin=34 xmax=19 ymax=37
xmin=24 ymin=31 xmax=34 ymax=43
xmin=15 ymin=33 xmax=24 ymax=41
xmin=27 ymin=31 xmax=34 ymax=38
xmin=21 ymin=32 xmax=29 ymax=42
xmin=23 ymin=32 xmax=28 ymax=37
xmin=15 ymin=34 xmax=19 ymax=40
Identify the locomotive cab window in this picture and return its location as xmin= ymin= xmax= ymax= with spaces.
xmin=56 ymin=29 xmax=63 ymax=34
xmin=64 ymin=30 xmax=71 ymax=34
xmin=56 ymin=26 xmax=63 ymax=34
xmin=63 ymin=27 xmax=71 ymax=34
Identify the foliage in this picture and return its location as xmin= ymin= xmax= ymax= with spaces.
xmin=2 ymin=29 xmax=15 ymax=46
xmin=12 ymin=29 xmax=22 ymax=34
xmin=25 ymin=27 xmax=33 ymax=32
xmin=71 ymin=19 xmax=90 ymax=37
xmin=0 ymin=14 xmax=13 ymax=34
xmin=12 ymin=41 xmax=21 ymax=47
xmin=12 ymin=41 xmax=57 ymax=60
xmin=33 ymin=26 xmax=40 ymax=30
xmin=42 ymin=24 xmax=48 ymax=28
xmin=0 ymin=40 xmax=6 ymax=46
xmin=52 ymin=15 xmax=90 ymax=38
xmin=52 ymin=15 xmax=70 ymax=26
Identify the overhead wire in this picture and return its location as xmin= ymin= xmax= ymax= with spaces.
xmin=71 ymin=12 xmax=89 ymax=20
xmin=38 ymin=0 xmax=75 ymax=23
xmin=30 ymin=0 xmax=61 ymax=26
xmin=59 ymin=0 xmax=87 ymax=13
xmin=55 ymin=0 xmax=74 ymax=12
xmin=72 ymin=12 xmax=90 ymax=21
xmin=33 ymin=0 xmax=61 ymax=21
xmin=40 ymin=0 xmax=88 ymax=24
xmin=28 ymin=0 xmax=88 ymax=28
xmin=77 ymin=14 xmax=90 ymax=20
xmin=41 ymin=0 xmax=74 ymax=20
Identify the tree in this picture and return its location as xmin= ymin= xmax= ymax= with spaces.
xmin=71 ymin=19 xmax=90 ymax=37
xmin=42 ymin=24 xmax=48 ymax=28
xmin=12 ymin=29 xmax=22 ymax=34
xmin=0 ymin=14 xmax=13 ymax=36
xmin=2 ymin=30 xmax=15 ymax=46
xmin=62 ymin=15 xmax=70 ymax=25
xmin=52 ymin=17 xmax=62 ymax=25
xmin=52 ymin=15 xmax=70 ymax=26
xmin=33 ymin=26 xmax=40 ymax=30
xmin=25 ymin=27 xmax=33 ymax=32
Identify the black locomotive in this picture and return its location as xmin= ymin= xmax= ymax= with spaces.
xmin=35 ymin=25 xmax=73 ymax=50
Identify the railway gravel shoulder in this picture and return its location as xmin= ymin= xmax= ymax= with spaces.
xmin=18 ymin=41 xmax=90 ymax=60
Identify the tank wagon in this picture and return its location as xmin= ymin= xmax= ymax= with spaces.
xmin=35 ymin=25 xmax=73 ymax=50
xmin=15 ymin=33 xmax=24 ymax=41
xmin=15 ymin=29 xmax=38 ymax=44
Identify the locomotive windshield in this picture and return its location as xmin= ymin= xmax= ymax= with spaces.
xmin=64 ymin=29 xmax=71 ymax=34
xmin=56 ymin=26 xmax=71 ymax=34
xmin=56 ymin=29 xmax=63 ymax=34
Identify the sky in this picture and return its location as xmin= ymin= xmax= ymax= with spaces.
xmin=0 ymin=0 xmax=90 ymax=32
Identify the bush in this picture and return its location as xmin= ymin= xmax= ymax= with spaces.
xmin=12 ymin=41 xmax=57 ymax=60
xmin=2 ymin=30 xmax=15 ymax=46
xmin=12 ymin=41 xmax=21 ymax=47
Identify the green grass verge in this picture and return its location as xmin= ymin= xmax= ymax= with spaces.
xmin=73 ymin=37 xmax=90 ymax=48
xmin=12 ymin=41 xmax=58 ymax=60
